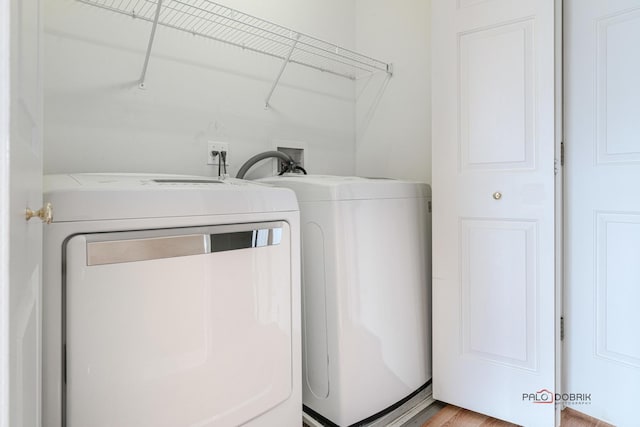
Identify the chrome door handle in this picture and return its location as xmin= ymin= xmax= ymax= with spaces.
xmin=493 ymin=192 xmax=502 ymax=200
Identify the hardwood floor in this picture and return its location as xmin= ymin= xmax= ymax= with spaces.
xmin=419 ymin=405 xmax=518 ymax=427
xmin=561 ymin=408 xmax=615 ymax=427
xmin=420 ymin=405 xmax=615 ymax=427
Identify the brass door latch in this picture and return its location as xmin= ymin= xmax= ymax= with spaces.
xmin=25 ymin=202 xmax=53 ymax=224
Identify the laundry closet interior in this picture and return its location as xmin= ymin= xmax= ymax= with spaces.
xmin=2 ymin=0 xmax=639 ymax=426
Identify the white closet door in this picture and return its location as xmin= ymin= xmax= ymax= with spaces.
xmin=565 ymin=0 xmax=640 ymax=425
xmin=431 ymin=0 xmax=559 ymax=425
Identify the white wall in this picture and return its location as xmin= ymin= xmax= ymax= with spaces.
xmin=354 ymin=0 xmax=431 ymax=183
xmin=43 ymin=0 xmax=357 ymax=178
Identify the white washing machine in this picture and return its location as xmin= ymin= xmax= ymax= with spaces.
xmin=259 ymin=175 xmax=432 ymax=427
xmin=42 ymin=173 xmax=302 ymax=427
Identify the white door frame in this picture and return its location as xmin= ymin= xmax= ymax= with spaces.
xmin=1 ymin=0 xmax=12 ymax=424
xmin=555 ymin=1 xmax=563 ymax=426
xmin=1 ymin=0 xmax=44 ymax=424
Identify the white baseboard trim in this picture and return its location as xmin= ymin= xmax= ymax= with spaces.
xmin=302 ymin=384 xmax=436 ymax=427
xmin=384 ymin=393 xmax=435 ymax=427
xmin=302 ymin=411 xmax=325 ymax=427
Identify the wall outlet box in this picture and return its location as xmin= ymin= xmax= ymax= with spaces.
xmin=272 ymin=140 xmax=308 ymax=175
xmin=207 ymin=141 xmax=229 ymax=166
xmin=277 ymin=146 xmax=304 ymax=173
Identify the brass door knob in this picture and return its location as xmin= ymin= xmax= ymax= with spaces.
xmin=25 ymin=202 xmax=53 ymax=224
xmin=493 ymin=192 xmax=502 ymax=200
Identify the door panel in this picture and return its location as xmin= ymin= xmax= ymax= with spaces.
xmin=460 ymin=19 xmax=535 ymax=170
xmin=595 ymin=9 xmax=640 ymax=163
xmin=432 ymin=0 xmax=558 ymax=425
xmin=596 ymin=214 xmax=640 ymax=367
xmin=461 ymin=219 xmax=537 ymax=369
xmin=566 ymin=3 xmax=640 ymax=421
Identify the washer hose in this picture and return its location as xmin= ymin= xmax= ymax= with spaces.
xmin=236 ymin=151 xmax=302 ymax=179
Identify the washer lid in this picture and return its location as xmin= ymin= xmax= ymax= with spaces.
xmin=258 ymin=175 xmax=431 ymax=202
xmin=45 ymin=173 xmax=298 ymax=222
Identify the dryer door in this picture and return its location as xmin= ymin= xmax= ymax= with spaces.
xmin=63 ymin=222 xmax=292 ymax=427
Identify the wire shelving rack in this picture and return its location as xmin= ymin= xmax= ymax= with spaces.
xmin=78 ymin=0 xmax=393 ymax=106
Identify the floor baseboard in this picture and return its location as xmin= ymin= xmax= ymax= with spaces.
xmin=302 ymin=385 xmax=437 ymax=427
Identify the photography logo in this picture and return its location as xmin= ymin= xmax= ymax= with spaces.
xmin=522 ymin=389 xmax=592 ymax=406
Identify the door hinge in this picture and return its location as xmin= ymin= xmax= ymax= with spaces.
xmin=560 ymin=316 xmax=565 ymax=341
xmin=428 ymin=201 xmax=432 ymax=213
xmin=561 ymin=142 xmax=565 ymax=166
xmin=63 ymin=344 xmax=67 ymax=384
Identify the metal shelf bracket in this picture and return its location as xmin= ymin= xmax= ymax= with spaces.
xmin=265 ymin=34 xmax=300 ymax=109
xmin=138 ymin=0 xmax=163 ymax=89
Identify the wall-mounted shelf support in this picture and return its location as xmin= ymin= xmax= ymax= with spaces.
xmin=265 ymin=34 xmax=300 ymax=109
xmin=138 ymin=0 xmax=162 ymax=89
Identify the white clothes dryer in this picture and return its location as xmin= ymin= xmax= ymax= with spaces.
xmin=259 ymin=175 xmax=432 ymax=427
xmin=42 ymin=173 xmax=301 ymax=427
